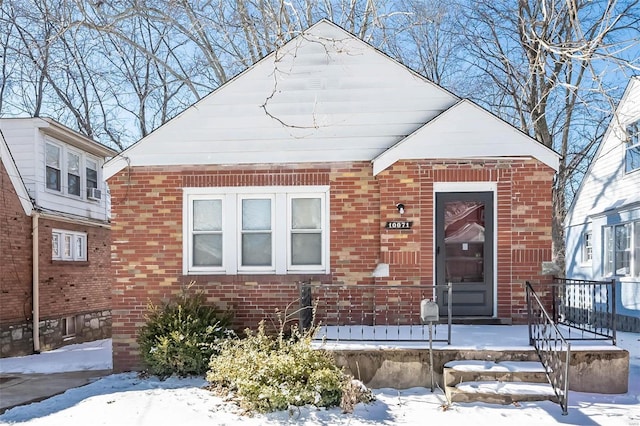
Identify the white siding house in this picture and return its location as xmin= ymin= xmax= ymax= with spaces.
xmin=565 ymin=76 xmax=640 ymax=331
xmin=0 ymin=118 xmax=115 ymax=222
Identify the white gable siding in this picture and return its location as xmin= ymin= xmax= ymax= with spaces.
xmin=105 ymin=20 xmax=458 ymax=179
xmin=0 ymin=120 xmax=38 ymax=195
xmin=373 ymin=100 xmax=559 ymax=174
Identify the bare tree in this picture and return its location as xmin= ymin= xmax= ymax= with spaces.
xmin=453 ymin=0 xmax=640 ymax=270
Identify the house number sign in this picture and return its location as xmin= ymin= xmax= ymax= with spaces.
xmin=385 ymin=221 xmax=413 ymax=229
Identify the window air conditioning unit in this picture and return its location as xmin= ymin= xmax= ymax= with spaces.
xmin=87 ymin=187 xmax=102 ymax=200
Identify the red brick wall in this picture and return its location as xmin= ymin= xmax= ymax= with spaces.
xmin=108 ymin=159 xmax=554 ymax=372
xmin=1 ymin=162 xmax=112 ymax=356
xmin=37 ymin=218 xmax=112 ymax=320
xmin=0 ymin=161 xmax=32 ymax=325
xmin=377 ymin=159 xmax=555 ymax=323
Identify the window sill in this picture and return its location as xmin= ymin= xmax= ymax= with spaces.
xmin=52 ymin=260 xmax=89 ymax=266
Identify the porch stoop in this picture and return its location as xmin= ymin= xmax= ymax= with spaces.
xmin=444 ymin=360 xmax=558 ymax=405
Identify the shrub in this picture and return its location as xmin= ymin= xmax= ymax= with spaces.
xmin=206 ymin=321 xmax=374 ymax=414
xmin=137 ymin=286 xmax=234 ymax=378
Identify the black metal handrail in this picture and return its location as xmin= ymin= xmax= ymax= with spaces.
xmin=299 ymin=282 xmax=452 ymax=344
xmin=526 ymin=281 xmax=570 ymax=416
xmin=551 ymin=277 xmax=616 ymax=345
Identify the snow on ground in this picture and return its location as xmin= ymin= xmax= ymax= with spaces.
xmin=0 ymin=326 xmax=639 ymax=425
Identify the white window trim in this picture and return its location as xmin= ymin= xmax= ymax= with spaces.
xmin=66 ymin=149 xmax=82 ymax=198
xmin=183 ymin=186 xmax=330 ymax=275
xmin=287 ymin=194 xmax=326 ymax=272
xmin=62 ymin=315 xmax=77 ymax=338
xmin=581 ymin=230 xmax=593 ymax=265
xmin=237 ymin=194 xmax=276 ymax=273
xmin=603 ymin=221 xmax=639 ymax=277
xmin=52 ymin=229 xmax=87 ymax=261
xmin=44 ymin=137 xmax=102 ymax=202
xmin=625 ymin=121 xmax=640 ymax=174
xmin=45 ymin=141 xmax=62 ymax=192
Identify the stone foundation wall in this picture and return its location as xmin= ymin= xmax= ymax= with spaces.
xmin=0 ymin=310 xmax=111 ymax=357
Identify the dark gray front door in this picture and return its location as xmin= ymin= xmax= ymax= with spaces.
xmin=436 ymin=192 xmax=494 ymax=316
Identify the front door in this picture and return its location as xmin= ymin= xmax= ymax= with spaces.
xmin=435 ymin=192 xmax=494 ymax=316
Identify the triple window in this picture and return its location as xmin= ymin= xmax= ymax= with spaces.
xmin=604 ymin=221 xmax=640 ymax=277
xmin=185 ymin=187 xmax=329 ymax=274
xmin=52 ymin=229 xmax=87 ymax=261
xmin=45 ymin=141 xmax=100 ymax=200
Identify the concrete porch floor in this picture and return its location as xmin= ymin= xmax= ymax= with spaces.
xmin=312 ymin=325 xmax=629 ymax=394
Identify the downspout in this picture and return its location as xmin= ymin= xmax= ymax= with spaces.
xmin=32 ymin=212 xmax=40 ymax=353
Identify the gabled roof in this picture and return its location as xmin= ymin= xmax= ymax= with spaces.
xmin=104 ymin=19 xmax=558 ymax=180
xmin=0 ymin=129 xmax=33 ymax=215
xmin=373 ymin=100 xmax=559 ymax=175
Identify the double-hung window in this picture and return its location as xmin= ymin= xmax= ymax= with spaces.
xmin=626 ymin=121 xmax=640 ymax=173
xmin=240 ymin=197 xmax=274 ymax=269
xmin=45 ymin=143 xmax=61 ymax=191
xmin=52 ymin=229 xmax=87 ymax=261
xmin=290 ymin=197 xmax=323 ymax=267
xmin=582 ymin=230 xmax=593 ymax=264
xmin=604 ymin=221 xmax=640 ymax=277
xmin=67 ymin=152 xmax=81 ymax=196
xmin=86 ymin=159 xmax=98 ymax=197
xmin=192 ymin=198 xmax=223 ymax=268
xmin=185 ymin=186 xmax=329 ymax=275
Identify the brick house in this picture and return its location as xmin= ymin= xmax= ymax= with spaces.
xmin=0 ymin=118 xmax=116 ymax=357
xmin=104 ymin=20 xmax=560 ymax=372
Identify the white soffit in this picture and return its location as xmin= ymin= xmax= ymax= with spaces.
xmin=104 ymin=20 xmax=458 ymax=180
xmin=0 ymin=130 xmax=33 ymax=215
xmin=372 ymin=100 xmax=561 ymax=175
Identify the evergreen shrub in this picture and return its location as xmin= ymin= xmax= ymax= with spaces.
xmin=206 ymin=321 xmax=374 ymax=414
xmin=137 ymin=287 xmax=234 ymax=378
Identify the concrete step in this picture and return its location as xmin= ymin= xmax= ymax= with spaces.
xmin=444 ymin=360 xmax=556 ymax=405
xmin=444 ymin=360 xmax=548 ymax=387
xmin=446 ymin=380 xmax=558 ymax=404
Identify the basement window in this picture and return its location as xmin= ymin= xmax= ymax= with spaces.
xmin=61 ymin=316 xmax=77 ymax=338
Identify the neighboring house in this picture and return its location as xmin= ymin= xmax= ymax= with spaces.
xmin=0 ymin=118 xmax=116 ymax=357
xmin=565 ymin=76 xmax=640 ymax=332
xmin=104 ymin=20 xmax=560 ymax=372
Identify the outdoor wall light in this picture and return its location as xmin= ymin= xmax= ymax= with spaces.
xmin=396 ymin=203 xmax=405 ymax=215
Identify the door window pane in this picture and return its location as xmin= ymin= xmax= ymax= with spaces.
xmin=444 ymin=201 xmax=485 ymax=283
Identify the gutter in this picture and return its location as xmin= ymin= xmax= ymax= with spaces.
xmin=32 ymin=212 xmax=40 ymax=353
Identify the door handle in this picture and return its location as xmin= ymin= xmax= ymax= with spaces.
xmin=436 ymin=246 xmax=440 ymax=255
